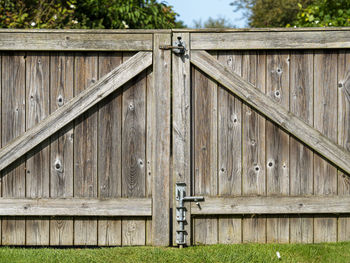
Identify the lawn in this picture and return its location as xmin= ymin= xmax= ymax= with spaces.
xmin=0 ymin=242 xmax=349 ymax=263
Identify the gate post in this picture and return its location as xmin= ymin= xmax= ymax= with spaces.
xmin=172 ymin=32 xmax=192 ymax=246
xmin=151 ymin=33 xmax=172 ymax=246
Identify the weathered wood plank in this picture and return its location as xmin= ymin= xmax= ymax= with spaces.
xmin=97 ymin=52 xmax=123 ymax=246
xmin=190 ymin=51 xmax=350 ymax=177
xmin=151 ymin=34 xmax=171 ymax=246
xmin=0 ymin=33 xmax=152 ymax=51
xmin=0 ymin=198 xmax=151 ymax=216
xmin=289 ymin=50 xmax=314 ymax=243
xmin=242 ymin=51 xmax=266 ymax=243
xmin=338 ymin=49 xmax=350 ymax=241
xmin=1 ymin=53 xmax=26 ymax=245
xmin=146 ymin=66 xmax=153 ymax=245
xmin=49 ymin=52 xmax=74 ymax=246
xmin=313 ymin=50 xmax=338 ymax=243
xmin=193 ymin=52 xmax=218 ymax=245
xmin=217 ymin=51 xmax=242 ymax=244
xmin=266 ymin=51 xmax=290 ymax=243
xmin=74 ymin=53 xmax=98 ymax=246
xmin=190 ymin=31 xmax=350 ymax=50
xmin=25 ymin=52 xmax=50 ymax=246
xmin=121 ymin=52 xmax=146 ymax=246
xmin=0 ymin=51 xmax=152 ymax=172
xmin=191 ymin=196 xmax=350 ymax=214
xmin=172 ymin=32 xmax=191 ymax=246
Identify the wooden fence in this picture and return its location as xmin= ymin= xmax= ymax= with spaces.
xmin=0 ymin=28 xmax=349 ymax=246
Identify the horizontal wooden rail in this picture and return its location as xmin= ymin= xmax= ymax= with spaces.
xmin=191 ymin=30 xmax=350 ymax=50
xmin=0 ymin=198 xmax=151 ymax=216
xmin=0 ymin=31 xmax=153 ymax=51
xmin=0 ymin=51 xmax=152 ymax=172
xmin=191 ymin=50 xmax=350 ymax=175
xmin=191 ymin=196 xmax=350 ymax=215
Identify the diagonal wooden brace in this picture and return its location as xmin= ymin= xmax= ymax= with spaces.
xmin=191 ymin=50 xmax=350 ymax=175
xmin=0 ymin=51 xmax=152 ymax=172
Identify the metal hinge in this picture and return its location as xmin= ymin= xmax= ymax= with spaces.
xmin=175 ymin=182 xmax=204 ymax=247
xmin=159 ymin=36 xmax=186 ymax=55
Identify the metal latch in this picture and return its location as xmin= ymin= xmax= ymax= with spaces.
xmin=175 ymin=182 xmax=204 ymax=247
xmin=159 ymin=36 xmax=186 ymax=55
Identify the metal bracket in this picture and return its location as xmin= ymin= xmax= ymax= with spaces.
xmin=159 ymin=36 xmax=186 ymax=55
xmin=175 ymin=182 xmax=204 ymax=247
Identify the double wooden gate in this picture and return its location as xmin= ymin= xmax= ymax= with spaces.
xmin=0 ymin=29 xmax=350 ymax=246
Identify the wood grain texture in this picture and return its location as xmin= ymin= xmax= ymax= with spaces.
xmin=242 ymin=51 xmax=266 ymax=243
xmin=313 ymin=50 xmax=338 ymax=243
xmin=265 ymin=51 xmax=290 ymax=243
xmin=0 ymin=198 xmax=151 ymax=216
xmin=1 ymin=53 xmax=26 ymax=245
xmin=73 ymin=53 xmax=98 ymax=246
xmin=338 ymin=50 xmax=350 ymax=241
xmin=190 ymin=31 xmax=350 ymax=50
xmin=191 ymin=196 xmax=350 ymax=214
xmin=0 ymin=52 xmax=152 ymax=173
xmin=217 ymin=51 xmax=242 ymax=244
xmin=289 ymin=51 xmax=314 ymax=243
xmin=26 ymin=52 xmax=50 ymax=245
xmin=97 ymin=52 xmax=123 ymax=246
xmin=121 ymin=52 xmax=146 ymax=246
xmin=0 ymin=33 xmax=153 ymax=51
xmin=151 ymin=34 xmax=171 ymax=246
xmin=172 ymin=32 xmax=191 ymax=246
xmin=190 ymin=51 xmax=350 ymax=178
xmin=193 ymin=52 xmax=218 ymax=245
xmin=49 ymin=52 xmax=74 ymax=246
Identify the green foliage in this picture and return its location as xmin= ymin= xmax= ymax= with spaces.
xmin=0 ymin=0 xmax=76 ymax=28
xmin=193 ymin=17 xmax=234 ymax=29
xmin=291 ymin=0 xmax=350 ymax=27
xmin=231 ymin=0 xmax=315 ymax=27
xmin=0 ymin=0 xmax=185 ymax=29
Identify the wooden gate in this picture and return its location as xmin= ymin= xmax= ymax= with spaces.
xmin=0 ymin=29 xmax=350 ymax=246
xmin=172 ymin=29 xmax=350 ymax=245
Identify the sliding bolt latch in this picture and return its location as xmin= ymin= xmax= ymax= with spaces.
xmin=159 ymin=36 xmax=186 ymax=55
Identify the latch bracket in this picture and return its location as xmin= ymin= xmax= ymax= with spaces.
xmin=175 ymin=182 xmax=204 ymax=247
xmin=159 ymin=36 xmax=186 ymax=55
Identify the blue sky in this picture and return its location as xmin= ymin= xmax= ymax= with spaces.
xmin=165 ymin=0 xmax=247 ymax=28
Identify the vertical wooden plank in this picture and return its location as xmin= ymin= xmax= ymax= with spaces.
xmin=97 ymin=52 xmax=123 ymax=246
xmin=1 ymin=53 xmax=26 ymax=245
xmin=74 ymin=52 xmax=98 ymax=246
xmin=217 ymin=51 xmax=242 ymax=244
xmin=242 ymin=51 xmax=267 ymax=243
xmin=193 ymin=52 xmax=218 ymax=245
xmin=49 ymin=52 xmax=74 ymax=246
xmin=338 ymin=49 xmax=350 ymax=241
xmin=313 ymin=50 xmax=338 ymax=243
xmin=146 ymin=66 xmax=153 ymax=246
xmin=289 ymin=51 xmax=314 ymax=243
xmin=25 ymin=52 xmax=50 ymax=246
xmin=151 ymin=34 xmax=171 ymax=246
xmin=121 ymin=52 xmax=146 ymax=246
xmin=266 ymin=51 xmax=290 ymax=243
xmin=172 ymin=32 xmax=191 ymax=246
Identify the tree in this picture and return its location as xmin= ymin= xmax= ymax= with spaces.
xmin=291 ymin=0 xmax=350 ymax=27
xmin=193 ymin=17 xmax=234 ymax=29
xmin=0 ymin=0 xmax=185 ymax=29
xmin=231 ymin=0 xmax=315 ymax=27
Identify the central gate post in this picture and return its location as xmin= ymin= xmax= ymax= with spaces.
xmin=151 ymin=33 xmax=172 ymax=246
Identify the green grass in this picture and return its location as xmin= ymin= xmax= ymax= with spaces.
xmin=0 ymin=242 xmax=350 ymax=263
